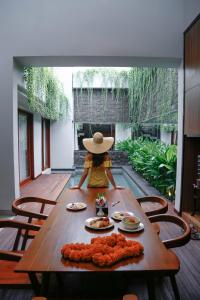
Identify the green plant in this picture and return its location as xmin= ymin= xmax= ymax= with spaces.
xmin=24 ymin=67 xmax=69 ymax=120
xmin=116 ymin=138 xmax=177 ymax=200
xmin=161 ymin=124 xmax=177 ymax=133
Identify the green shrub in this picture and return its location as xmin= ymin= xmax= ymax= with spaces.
xmin=116 ymin=138 xmax=177 ymax=200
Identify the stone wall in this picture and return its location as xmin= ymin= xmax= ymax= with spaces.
xmin=74 ymin=150 xmax=129 ymax=167
xmin=73 ymin=89 xmax=130 ymax=123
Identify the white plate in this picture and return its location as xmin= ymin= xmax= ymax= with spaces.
xmin=66 ymin=202 xmax=87 ymax=211
xmin=118 ymin=222 xmax=144 ymax=233
xmin=85 ymin=217 xmax=114 ymax=230
xmin=111 ymin=211 xmax=135 ymax=221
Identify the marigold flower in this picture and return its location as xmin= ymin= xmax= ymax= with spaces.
xmin=61 ymin=233 xmax=143 ymax=267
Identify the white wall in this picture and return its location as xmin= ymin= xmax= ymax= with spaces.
xmin=115 ymin=124 xmax=132 ymax=145
xmin=160 ymin=130 xmax=171 ymax=145
xmin=50 ymin=68 xmax=74 ymax=169
xmin=0 ymin=1 xmax=199 ymax=210
xmin=175 ymin=63 xmax=184 ymax=212
xmin=18 ymin=90 xmax=43 ymax=179
xmin=13 ymin=62 xmax=21 ymax=203
xmin=33 ymin=114 xmax=42 ymax=177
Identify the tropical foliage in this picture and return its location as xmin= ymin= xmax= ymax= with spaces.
xmin=116 ymin=138 xmax=177 ymax=199
xmin=24 ymin=67 xmax=69 ymax=120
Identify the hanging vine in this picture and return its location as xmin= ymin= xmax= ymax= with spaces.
xmin=24 ymin=67 xmax=69 ymax=120
xmin=73 ymin=67 xmax=178 ymax=129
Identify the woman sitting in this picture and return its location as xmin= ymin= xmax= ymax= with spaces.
xmin=72 ymin=132 xmax=123 ymax=189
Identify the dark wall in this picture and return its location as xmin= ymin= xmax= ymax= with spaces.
xmin=181 ymin=14 xmax=200 ymax=212
xmin=73 ymin=89 xmax=130 ymax=123
xmin=74 ymin=150 xmax=129 ymax=167
xmin=184 ymin=16 xmax=200 ymax=136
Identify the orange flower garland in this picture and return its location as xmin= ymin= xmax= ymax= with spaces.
xmin=61 ymin=233 xmax=144 ymax=267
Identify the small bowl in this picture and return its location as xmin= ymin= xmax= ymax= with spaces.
xmin=122 ymin=215 xmax=140 ymax=230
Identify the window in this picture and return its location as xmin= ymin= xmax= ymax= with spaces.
xmin=76 ymin=123 xmax=115 ymax=150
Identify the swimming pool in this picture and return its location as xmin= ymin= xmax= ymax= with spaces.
xmin=65 ymin=169 xmax=145 ymax=197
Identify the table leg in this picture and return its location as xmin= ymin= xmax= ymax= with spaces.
xmin=56 ymin=272 xmax=63 ymax=287
xmin=40 ymin=273 xmax=50 ymax=296
xmin=147 ymin=278 xmax=156 ymax=300
xmin=28 ymin=272 xmax=40 ymax=295
xmin=170 ymin=275 xmax=180 ymax=300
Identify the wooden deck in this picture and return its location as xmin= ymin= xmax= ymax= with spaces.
xmin=0 ymin=175 xmax=199 ymax=300
xmin=21 ymin=174 xmax=71 ymax=200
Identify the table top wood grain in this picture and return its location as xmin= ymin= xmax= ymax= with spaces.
xmin=15 ymin=188 xmax=180 ymax=274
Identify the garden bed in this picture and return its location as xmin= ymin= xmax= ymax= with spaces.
xmin=116 ymin=138 xmax=177 ymax=200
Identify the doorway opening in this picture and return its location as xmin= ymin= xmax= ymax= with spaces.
xmin=18 ymin=110 xmax=34 ymax=184
xmin=42 ymin=118 xmax=50 ymax=171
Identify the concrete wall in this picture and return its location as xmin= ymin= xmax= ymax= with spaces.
xmin=160 ymin=129 xmax=171 ymax=145
xmin=115 ymin=124 xmax=132 ymax=144
xmin=73 ymin=71 xmax=129 ymax=89
xmin=183 ymin=0 xmax=200 ymax=29
xmin=50 ymin=68 xmax=74 ymax=169
xmin=0 ymin=1 xmax=199 ymax=210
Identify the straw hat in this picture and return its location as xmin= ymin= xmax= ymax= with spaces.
xmin=83 ymin=132 xmax=114 ymax=154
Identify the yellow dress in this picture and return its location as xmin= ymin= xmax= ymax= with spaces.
xmin=84 ymin=153 xmax=112 ymax=188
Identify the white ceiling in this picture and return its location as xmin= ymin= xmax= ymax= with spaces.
xmin=1 ymin=0 xmax=200 ymax=67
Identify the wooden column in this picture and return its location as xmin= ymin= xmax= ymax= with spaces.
xmin=181 ymin=14 xmax=200 ymax=212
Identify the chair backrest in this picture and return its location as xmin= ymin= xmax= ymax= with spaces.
xmin=136 ymin=196 xmax=168 ymax=216
xmin=148 ymin=214 xmax=191 ymax=249
xmin=12 ymin=196 xmax=56 ymax=220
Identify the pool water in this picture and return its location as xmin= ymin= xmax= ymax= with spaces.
xmin=65 ymin=169 xmax=144 ymax=197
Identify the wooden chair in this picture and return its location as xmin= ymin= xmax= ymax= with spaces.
xmin=0 ymin=219 xmax=40 ymax=290
xmin=149 ymin=214 xmax=191 ymax=248
xmin=12 ymin=197 xmax=57 ymax=249
xmin=149 ymin=214 xmax=191 ymax=300
xmin=136 ymin=195 xmax=168 ymax=235
xmin=136 ymin=196 xmax=168 ymax=217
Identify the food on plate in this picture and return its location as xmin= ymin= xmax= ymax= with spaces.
xmin=90 ymin=217 xmax=110 ymax=228
xmin=67 ymin=202 xmax=86 ymax=210
xmin=112 ymin=212 xmax=133 ymax=221
xmin=122 ymin=215 xmax=140 ymax=229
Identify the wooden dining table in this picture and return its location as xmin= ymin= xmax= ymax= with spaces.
xmin=15 ymin=188 xmax=180 ymax=299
